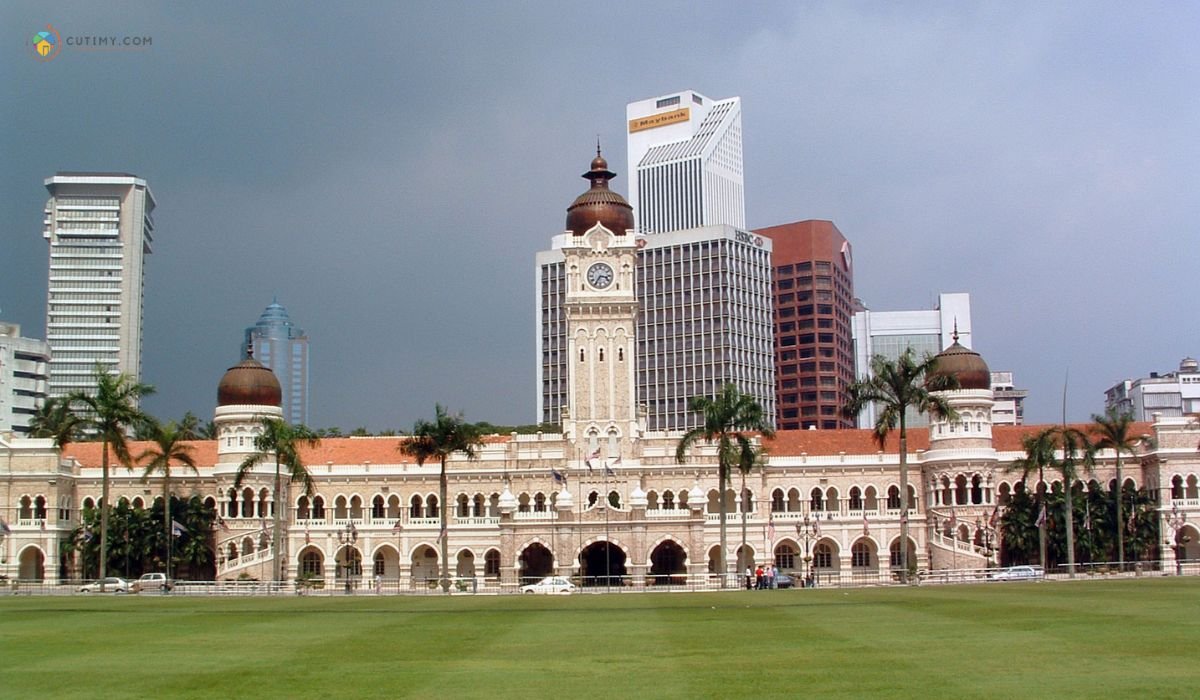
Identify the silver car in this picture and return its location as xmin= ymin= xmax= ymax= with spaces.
xmin=990 ymin=566 xmax=1044 ymax=581
xmin=79 ymin=577 xmax=133 ymax=593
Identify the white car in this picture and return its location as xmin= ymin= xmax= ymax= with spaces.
xmin=520 ymin=576 xmax=576 ymax=595
xmin=990 ymin=566 xmax=1044 ymax=581
xmin=79 ymin=577 xmax=133 ymax=593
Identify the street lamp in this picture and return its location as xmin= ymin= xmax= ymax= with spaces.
xmin=338 ymin=523 xmax=358 ymax=594
xmin=796 ymin=513 xmax=814 ymax=586
xmin=1165 ymin=506 xmax=1188 ymax=575
xmin=976 ymin=518 xmax=995 ymax=570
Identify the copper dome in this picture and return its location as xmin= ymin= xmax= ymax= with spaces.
xmin=217 ymin=357 xmax=282 ymax=407
xmin=928 ymin=337 xmax=991 ymax=391
xmin=565 ymin=150 xmax=633 ymax=236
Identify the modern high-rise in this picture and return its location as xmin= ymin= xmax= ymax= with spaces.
xmin=0 ymin=322 xmax=51 ymax=437
xmin=990 ymin=371 xmax=1029 ymax=426
xmin=754 ymin=220 xmax=858 ymax=430
xmin=243 ymin=299 xmax=309 ymax=426
xmin=851 ymin=293 xmax=972 ymax=428
xmin=1104 ymin=357 xmax=1200 ymax=421
xmin=42 ymin=173 xmax=156 ymax=398
xmin=538 ymin=173 xmax=774 ymax=432
xmin=626 ymin=90 xmax=744 ymax=235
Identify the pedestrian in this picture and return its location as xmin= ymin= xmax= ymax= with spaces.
xmin=767 ymin=564 xmax=776 ymax=589
xmin=745 ymin=565 xmax=753 ymax=590
xmin=374 ymin=573 xmax=383 ymax=594
xmin=755 ymin=564 xmax=764 ymax=590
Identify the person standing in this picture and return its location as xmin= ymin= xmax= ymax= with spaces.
xmin=745 ymin=566 xmax=753 ymax=590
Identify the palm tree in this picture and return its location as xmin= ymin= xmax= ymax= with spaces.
xmin=176 ymin=411 xmax=203 ymax=440
xmin=136 ymin=419 xmax=198 ymax=582
xmin=1051 ymin=427 xmax=1092 ymax=577
xmin=68 ymin=367 xmax=154 ymax=585
xmin=399 ymin=405 xmax=485 ymax=593
xmin=28 ymin=396 xmax=82 ymax=448
xmin=843 ymin=350 xmax=957 ymax=583
xmin=1090 ymin=407 xmax=1142 ymax=570
xmin=732 ymin=442 xmax=767 ymax=573
xmin=233 ymin=418 xmax=320 ymax=584
xmin=675 ymin=384 xmax=775 ymax=588
xmin=1007 ymin=427 xmax=1058 ymax=571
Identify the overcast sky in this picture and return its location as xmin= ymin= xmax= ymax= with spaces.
xmin=3 ymin=2 xmax=1197 ymax=431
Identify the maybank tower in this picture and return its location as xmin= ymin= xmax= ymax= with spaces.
xmin=626 ymin=90 xmax=744 ymax=235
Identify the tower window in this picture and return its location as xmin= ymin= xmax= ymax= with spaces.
xmin=580 ymin=348 xmax=585 ymax=362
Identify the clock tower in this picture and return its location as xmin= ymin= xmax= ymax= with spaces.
xmin=560 ymin=150 xmax=642 ymax=456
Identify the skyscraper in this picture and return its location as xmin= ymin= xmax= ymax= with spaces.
xmin=0 ymin=321 xmax=50 ymax=437
xmin=626 ymin=90 xmax=744 ymax=235
xmin=42 ymin=172 xmax=156 ymax=399
xmin=851 ymin=292 xmax=972 ymax=428
xmin=243 ymin=299 xmax=309 ymax=426
xmin=754 ymin=220 xmax=858 ymax=430
xmin=537 ymin=157 xmax=773 ymax=432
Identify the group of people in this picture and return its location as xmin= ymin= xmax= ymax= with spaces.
xmin=745 ymin=563 xmax=817 ymax=589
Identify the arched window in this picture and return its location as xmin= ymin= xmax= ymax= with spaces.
xmin=301 ymin=550 xmax=322 ymax=577
xmin=485 ymin=549 xmax=501 ymax=576
xmin=534 ymin=493 xmax=547 ymax=512
xmin=810 ymin=488 xmax=824 ymax=512
xmin=297 ymin=496 xmax=311 ymax=520
xmin=813 ymin=543 xmax=833 ymax=569
xmin=410 ymin=495 xmax=423 ymax=519
xmin=373 ymin=551 xmax=386 ymax=576
xmin=663 ymin=490 xmax=675 ymax=509
xmin=851 ymin=542 xmax=872 ymax=568
xmin=771 ymin=489 xmax=785 ymax=513
xmin=34 ymin=496 xmax=48 ymax=519
xmin=608 ymin=491 xmax=621 ymax=509
xmin=849 ymin=487 xmax=863 ymax=511
xmin=473 ymin=494 xmax=485 ymax=517
xmin=457 ymin=494 xmax=470 ymax=517
xmin=774 ymin=543 xmax=797 ymax=570
xmin=426 ymin=495 xmax=439 ymax=518
xmin=312 ymin=496 xmax=326 ymax=519
xmin=372 ymin=495 xmax=385 ymax=519
xmin=19 ymin=496 xmax=32 ymax=519
xmin=598 ymin=348 xmax=604 ymax=362
xmin=971 ymin=475 xmax=984 ymax=504
xmin=886 ymin=486 xmax=901 ymax=510
xmin=518 ymin=494 xmax=531 ymax=513
xmin=618 ymin=347 xmax=624 ymax=361
xmin=579 ymin=348 xmax=585 ymax=362
xmin=1171 ymin=475 xmax=1184 ymax=500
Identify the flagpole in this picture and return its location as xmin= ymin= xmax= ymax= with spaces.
xmin=604 ymin=459 xmax=610 ymax=593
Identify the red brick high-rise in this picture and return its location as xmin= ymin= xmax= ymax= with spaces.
xmin=754 ymin=220 xmax=857 ymax=430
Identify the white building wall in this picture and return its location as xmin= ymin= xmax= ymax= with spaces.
xmin=0 ymin=322 xmax=51 ymax=436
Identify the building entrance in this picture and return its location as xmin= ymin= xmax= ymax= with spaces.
xmin=579 ymin=541 xmax=626 ymax=587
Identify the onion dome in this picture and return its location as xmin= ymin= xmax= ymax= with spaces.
xmin=928 ymin=328 xmax=991 ymax=391
xmin=217 ymin=355 xmax=282 ymax=407
xmin=565 ymin=147 xmax=634 ymax=236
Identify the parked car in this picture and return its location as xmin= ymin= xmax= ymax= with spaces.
xmin=520 ymin=576 xmax=576 ymax=595
xmin=774 ymin=573 xmax=796 ymax=589
xmin=990 ymin=566 xmax=1044 ymax=581
xmin=135 ymin=573 xmax=173 ymax=593
xmin=79 ymin=577 xmax=132 ymax=594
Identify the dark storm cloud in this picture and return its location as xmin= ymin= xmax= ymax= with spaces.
xmin=3 ymin=2 xmax=1197 ymax=430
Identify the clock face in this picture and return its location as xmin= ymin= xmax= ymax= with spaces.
xmin=587 ymin=262 xmax=614 ymax=289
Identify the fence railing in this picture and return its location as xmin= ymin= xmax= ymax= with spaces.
xmin=5 ymin=560 xmax=1197 ymax=596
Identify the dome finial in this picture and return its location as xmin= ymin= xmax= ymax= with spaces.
xmin=952 ymin=318 xmax=959 ymax=343
xmin=596 ymin=135 xmax=601 ymax=159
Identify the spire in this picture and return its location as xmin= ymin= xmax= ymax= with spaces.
xmin=952 ymin=318 xmax=959 ymax=343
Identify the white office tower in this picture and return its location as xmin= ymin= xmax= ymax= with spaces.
xmin=42 ymin=173 xmax=156 ymax=398
xmin=538 ymin=225 xmax=774 ymax=432
xmin=851 ymin=293 xmax=972 ymax=428
xmin=626 ymin=90 xmax=744 ymax=234
xmin=0 ymin=322 xmax=51 ymax=436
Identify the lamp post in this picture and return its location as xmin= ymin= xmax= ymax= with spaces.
xmin=338 ymin=522 xmax=358 ymax=594
xmin=796 ymin=513 xmax=813 ymax=586
xmin=1165 ymin=506 xmax=1188 ymax=576
xmin=977 ymin=518 xmax=995 ymax=570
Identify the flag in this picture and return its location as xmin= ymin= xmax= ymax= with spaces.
xmin=392 ymin=519 xmax=403 ymax=532
xmin=611 ymin=456 xmax=622 ymax=466
xmin=604 ymin=462 xmax=615 ymax=477
xmin=82 ymin=529 xmax=93 ymax=543
xmin=767 ymin=515 xmax=776 ymax=542
xmin=40 ymin=519 xmax=46 ymax=531
xmin=171 ymin=519 xmax=186 ymax=537
xmin=813 ymin=517 xmax=821 ymax=537
xmin=589 ymin=448 xmax=601 ymax=460
xmin=551 ymin=468 xmax=565 ymax=484
xmin=899 ymin=511 xmax=908 ymax=524
xmin=989 ymin=506 xmax=1000 ymax=528
xmin=439 ymin=523 xmax=448 ymax=541
xmin=1036 ymin=504 xmax=1047 ymax=528
xmin=305 ymin=527 xmax=311 ymax=544
xmin=216 ymin=515 xmax=230 ymax=531
xmin=0 ymin=519 xmax=10 ymax=536
xmin=584 ymin=459 xmax=594 ymax=474
xmin=862 ymin=514 xmax=869 ymax=536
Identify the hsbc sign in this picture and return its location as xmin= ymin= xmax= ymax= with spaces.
xmin=734 ymin=231 xmax=764 ymax=247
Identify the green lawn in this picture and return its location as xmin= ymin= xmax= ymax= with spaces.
xmin=1 ymin=578 xmax=1196 ymax=699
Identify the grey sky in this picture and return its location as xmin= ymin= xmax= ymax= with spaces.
xmin=3 ymin=2 xmax=1197 ymax=431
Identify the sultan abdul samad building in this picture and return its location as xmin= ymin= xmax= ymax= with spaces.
xmin=2 ymin=155 xmax=1199 ymax=588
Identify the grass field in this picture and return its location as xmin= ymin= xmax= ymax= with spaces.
xmin=2 ymin=578 xmax=1197 ymax=699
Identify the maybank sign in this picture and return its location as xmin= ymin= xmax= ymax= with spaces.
xmin=628 ymin=108 xmax=690 ymax=133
